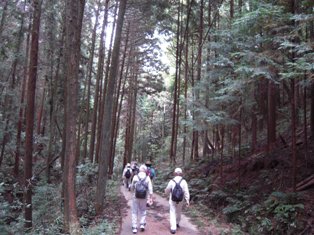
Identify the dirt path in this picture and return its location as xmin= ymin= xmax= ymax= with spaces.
xmin=119 ymin=186 xmax=200 ymax=235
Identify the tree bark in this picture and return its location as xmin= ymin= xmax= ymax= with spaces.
xmin=95 ymin=0 xmax=127 ymax=214
xmin=267 ymin=80 xmax=277 ymax=152
xmin=89 ymin=0 xmax=109 ymax=162
xmin=82 ymin=0 xmax=101 ymax=160
xmin=63 ymin=0 xmax=85 ymax=233
xmin=24 ymin=0 xmax=41 ymax=229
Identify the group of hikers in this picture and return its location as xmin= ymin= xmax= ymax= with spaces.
xmin=122 ymin=160 xmax=190 ymax=234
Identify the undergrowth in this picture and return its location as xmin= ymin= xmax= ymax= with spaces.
xmin=0 ymin=160 xmax=121 ymax=235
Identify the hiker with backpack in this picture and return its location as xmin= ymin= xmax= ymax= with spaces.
xmin=145 ymin=160 xmax=156 ymax=181
xmin=122 ymin=163 xmax=132 ymax=190
xmin=164 ymin=167 xmax=190 ymax=234
xmin=131 ymin=164 xmax=153 ymax=234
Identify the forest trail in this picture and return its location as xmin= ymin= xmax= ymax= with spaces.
xmin=119 ymin=186 xmax=201 ymax=235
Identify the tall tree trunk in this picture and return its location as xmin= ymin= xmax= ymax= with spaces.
xmin=182 ymin=0 xmax=192 ymax=166
xmin=15 ymin=0 xmax=31 ymax=176
xmin=109 ymin=25 xmax=130 ymax=175
xmin=170 ymin=0 xmax=182 ymax=164
xmin=194 ymin=0 xmax=204 ymax=161
xmin=95 ymin=2 xmax=118 ymax=163
xmin=89 ymin=0 xmax=109 ymax=162
xmin=310 ymin=5 xmax=314 ymax=138
xmin=237 ymin=99 xmax=242 ymax=189
xmin=291 ymin=79 xmax=297 ymax=192
xmin=95 ymin=0 xmax=127 ymax=214
xmin=82 ymin=0 xmax=101 ymax=160
xmin=267 ymin=80 xmax=277 ymax=152
xmin=0 ymin=0 xmax=8 ymax=40
xmin=36 ymin=87 xmax=45 ymax=135
xmin=63 ymin=0 xmax=85 ymax=233
xmin=24 ymin=0 xmax=41 ymax=229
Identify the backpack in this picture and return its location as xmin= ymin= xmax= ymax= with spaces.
xmin=135 ymin=176 xmax=148 ymax=199
xmin=147 ymin=167 xmax=156 ymax=180
xmin=171 ymin=178 xmax=184 ymax=203
xmin=124 ymin=168 xmax=131 ymax=179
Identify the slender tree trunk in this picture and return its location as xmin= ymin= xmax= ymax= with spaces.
xmin=291 ymin=80 xmax=297 ymax=192
xmin=0 ymin=0 xmax=8 ymax=40
xmin=194 ymin=0 xmax=204 ymax=161
xmin=170 ymin=0 xmax=182 ymax=164
xmin=251 ymin=107 xmax=257 ymax=153
xmin=89 ymin=0 xmax=109 ymax=162
xmin=24 ymin=0 xmax=41 ymax=229
xmin=95 ymin=2 xmax=118 ymax=163
xmin=237 ymin=100 xmax=242 ymax=189
xmin=43 ymin=0 xmax=57 ymax=179
xmin=63 ymin=0 xmax=85 ymax=233
xmin=36 ymin=87 xmax=45 ymax=135
xmin=82 ymin=0 xmax=101 ymax=160
xmin=95 ymin=0 xmax=127 ymax=214
xmin=109 ymin=26 xmax=130 ymax=175
xmin=182 ymin=0 xmax=192 ymax=166
xmin=311 ymin=83 xmax=314 ymax=138
xmin=15 ymin=1 xmax=31 ymax=175
xmin=267 ymin=80 xmax=277 ymax=152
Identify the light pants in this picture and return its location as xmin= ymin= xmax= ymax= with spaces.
xmin=132 ymin=198 xmax=147 ymax=228
xmin=169 ymin=200 xmax=183 ymax=231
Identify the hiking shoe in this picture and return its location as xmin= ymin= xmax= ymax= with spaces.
xmin=140 ymin=224 xmax=145 ymax=231
xmin=132 ymin=227 xmax=137 ymax=234
xmin=170 ymin=229 xmax=176 ymax=234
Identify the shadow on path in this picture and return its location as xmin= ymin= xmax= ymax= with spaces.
xmin=119 ymin=186 xmax=200 ymax=235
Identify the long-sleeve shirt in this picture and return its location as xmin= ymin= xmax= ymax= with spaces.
xmin=122 ymin=166 xmax=132 ymax=178
xmin=131 ymin=171 xmax=153 ymax=198
xmin=165 ymin=176 xmax=190 ymax=204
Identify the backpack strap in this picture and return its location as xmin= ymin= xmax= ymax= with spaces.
xmin=138 ymin=175 xmax=148 ymax=187
xmin=172 ymin=178 xmax=183 ymax=186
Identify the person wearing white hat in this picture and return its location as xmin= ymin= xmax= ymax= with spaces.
xmin=164 ymin=167 xmax=190 ymax=234
xmin=122 ymin=163 xmax=132 ymax=190
xmin=131 ymin=164 xmax=153 ymax=234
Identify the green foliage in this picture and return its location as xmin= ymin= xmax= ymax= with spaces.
xmin=82 ymin=221 xmax=116 ymax=235
xmin=208 ymin=190 xmax=228 ymax=206
xmin=30 ymin=183 xmax=64 ymax=235
xmin=76 ymin=160 xmax=98 ymax=185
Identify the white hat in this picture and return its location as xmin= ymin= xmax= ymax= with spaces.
xmin=139 ymin=164 xmax=147 ymax=172
xmin=126 ymin=163 xmax=131 ymax=167
xmin=174 ymin=168 xmax=182 ymax=174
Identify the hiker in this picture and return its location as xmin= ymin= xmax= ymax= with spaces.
xmin=145 ymin=160 xmax=156 ymax=181
xmin=164 ymin=167 xmax=190 ymax=234
xmin=131 ymin=161 xmax=139 ymax=176
xmin=122 ymin=163 xmax=132 ymax=190
xmin=131 ymin=164 xmax=153 ymax=234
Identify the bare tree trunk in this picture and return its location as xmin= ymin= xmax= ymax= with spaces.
xmin=89 ymin=0 xmax=109 ymax=162
xmin=170 ymin=0 xmax=181 ymax=164
xmin=267 ymin=80 xmax=277 ymax=152
xmin=237 ymin=100 xmax=242 ymax=189
xmin=95 ymin=2 xmax=118 ymax=162
xmin=24 ymin=0 xmax=41 ymax=229
xmin=96 ymin=0 xmax=127 ymax=214
xmin=251 ymin=107 xmax=257 ymax=153
xmin=63 ymin=0 xmax=85 ymax=233
xmin=15 ymin=1 xmax=31 ymax=175
xmin=182 ymin=0 xmax=192 ymax=166
xmin=194 ymin=0 xmax=204 ymax=161
xmin=82 ymin=0 xmax=101 ymax=160
xmin=36 ymin=87 xmax=45 ymax=135
xmin=291 ymin=79 xmax=297 ymax=192
xmin=0 ymin=0 xmax=8 ymax=40
xmin=109 ymin=25 xmax=130 ymax=175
